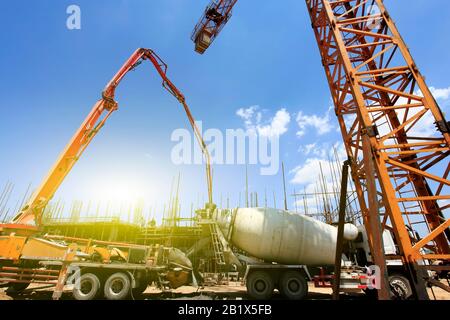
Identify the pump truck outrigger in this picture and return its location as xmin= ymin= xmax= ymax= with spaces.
xmin=0 ymin=48 xmax=214 ymax=300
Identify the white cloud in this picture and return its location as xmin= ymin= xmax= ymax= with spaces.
xmin=299 ymin=143 xmax=317 ymax=155
xmin=296 ymin=106 xmax=335 ymax=137
xmin=290 ymin=142 xmax=349 ymax=216
xmin=291 ymin=142 xmax=347 ymax=185
xmin=430 ymin=86 xmax=450 ymax=101
xmin=290 ymin=158 xmax=334 ymax=185
xmin=299 ymin=143 xmax=326 ymax=158
xmin=236 ymin=106 xmax=291 ymax=138
xmin=236 ymin=106 xmax=258 ymax=121
xmin=257 ymin=109 xmax=291 ymax=138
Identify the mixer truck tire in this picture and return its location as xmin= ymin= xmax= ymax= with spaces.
xmin=363 ymin=273 xmax=412 ymax=300
xmin=246 ymin=271 xmax=274 ymax=300
xmin=279 ymin=271 xmax=308 ymax=300
xmin=73 ymin=273 xmax=101 ymax=301
xmin=104 ymin=272 xmax=131 ymax=300
xmin=388 ymin=274 xmax=412 ymax=300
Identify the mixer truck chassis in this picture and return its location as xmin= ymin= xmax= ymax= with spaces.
xmin=50 ymin=261 xmax=171 ymax=300
xmin=243 ymin=263 xmax=381 ymax=300
xmin=0 ymin=235 xmax=193 ymax=300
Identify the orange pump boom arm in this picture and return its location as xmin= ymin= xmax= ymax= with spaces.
xmin=11 ymin=48 xmax=213 ymax=228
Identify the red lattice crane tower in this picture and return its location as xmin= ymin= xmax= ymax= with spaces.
xmin=192 ymin=0 xmax=450 ymax=300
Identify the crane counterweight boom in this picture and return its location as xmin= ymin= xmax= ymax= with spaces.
xmin=192 ymin=0 xmax=238 ymax=54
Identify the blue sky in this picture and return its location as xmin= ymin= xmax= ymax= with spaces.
xmin=0 ymin=1 xmax=449 ymax=223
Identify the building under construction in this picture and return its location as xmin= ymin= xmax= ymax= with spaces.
xmin=0 ymin=0 xmax=449 ymax=302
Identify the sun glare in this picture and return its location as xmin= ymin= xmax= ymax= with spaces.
xmin=89 ymin=177 xmax=156 ymax=206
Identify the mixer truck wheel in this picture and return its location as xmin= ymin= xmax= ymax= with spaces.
xmin=279 ymin=271 xmax=308 ymax=300
xmin=363 ymin=274 xmax=412 ymax=300
xmin=104 ymin=272 xmax=131 ymax=300
xmin=72 ymin=273 xmax=101 ymax=301
xmin=388 ymin=274 xmax=412 ymax=300
xmin=246 ymin=271 xmax=274 ymax=300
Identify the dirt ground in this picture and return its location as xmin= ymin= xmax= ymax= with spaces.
xmin=1 ymin=281 xmax=448 ymax=301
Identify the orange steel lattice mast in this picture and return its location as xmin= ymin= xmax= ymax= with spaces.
xmin=192 ymin=0 xmax=450 ymax=299
xmin=306 ymin=0 xmax=449 ymax=299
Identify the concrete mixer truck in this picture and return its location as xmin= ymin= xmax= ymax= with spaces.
xmin=211 ymin=207 xmax=414 ymax=300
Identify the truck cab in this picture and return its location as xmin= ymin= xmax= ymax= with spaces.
xmin=350 ymin=226 xmax=414 ymax=299
xmin=353 ymin=226 xmax=400 ymax=266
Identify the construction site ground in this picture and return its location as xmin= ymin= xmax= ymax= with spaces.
xmin=1 ymin=281 xmax=449 ymax=301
